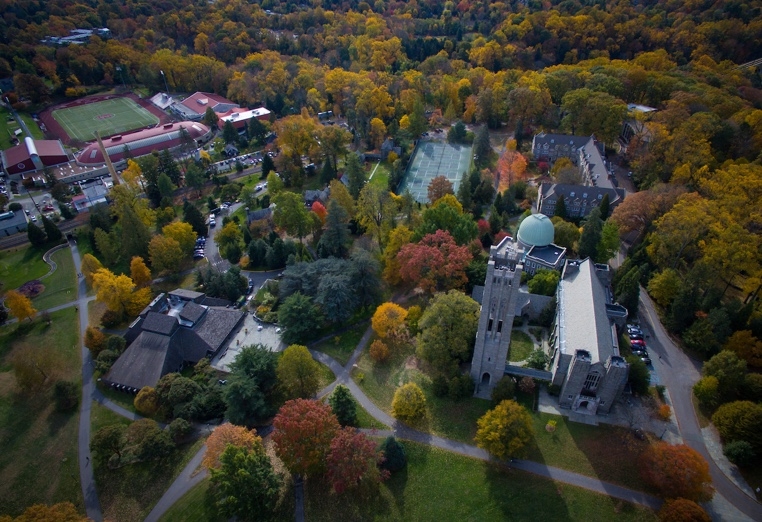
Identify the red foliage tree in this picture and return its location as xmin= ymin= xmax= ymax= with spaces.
xmin=311 ymin=201 xmax=327 ymax=224
xmin=477 ymin=219 xmax=490 ymax=236
xmin=658 ymin=498 xmax=711 ymax=522
xmin=326 ymin=427 xmax=389 ymax=493
xmin=640 ymin=443 xmax=713 ymax=502
xmin=396 ymin=230 xmax=472 ymax=293
xmin=272 ymin=399 xmax=340 ymax=477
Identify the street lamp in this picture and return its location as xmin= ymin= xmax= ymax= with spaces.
xmin=160 ymin=70 xmax=170 ymax=95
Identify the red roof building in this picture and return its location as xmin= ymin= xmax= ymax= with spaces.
xmin=76 ymin=122 xmax=211 ymax=166
xmin=173 ymin=92 xmax=238 ymax=121
xmin=1 ymin=137 xmax=68 ymax=177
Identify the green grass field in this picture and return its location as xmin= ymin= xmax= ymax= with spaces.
xmin=0 ymin=245 xmax=50 ymax=291
xmin=52 ymin=97 xmax=159 ymax=142
xmin=508 ymin=330 xmax=534 ymax=362
xmin=32 ymin=248 xmax=77 ymax=310
xmin=313 ymin=322 xmax=368 ymax=366
xmin=0 ymin=308 xmax=83 ymax=517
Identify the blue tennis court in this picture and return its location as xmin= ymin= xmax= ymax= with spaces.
xmin=399 ymin=140 xmax=472 ymax=203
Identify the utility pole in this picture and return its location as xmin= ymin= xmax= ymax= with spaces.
xmin=160 ymin=70 xmax=170 ymax=95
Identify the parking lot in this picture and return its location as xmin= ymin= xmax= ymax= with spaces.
xmin=211 ymin=313 xmax=285 ymax=372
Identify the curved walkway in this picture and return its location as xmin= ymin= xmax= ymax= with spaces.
xmin=40 ymin=243 xmax=69 ymax=280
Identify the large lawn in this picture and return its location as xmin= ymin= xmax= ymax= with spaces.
xmin=0 ymin=308 xmax=83 ymax=517
xmin=91 ymin=403 xmax=207 ymax=522
xmin=160 ymin=441 xmax=656 ymax=522
xmin=312 ymin=322 xmax=368 ymax=366
xmin=33 ymin=248 xmax=78 ymax=310
xmin=353 ymin=342 xmax=653 ymax=492
xmin=0 ymin=245 xmax=51 ymax=290
xmin=368 ymin=161 xmax=391 ymax=189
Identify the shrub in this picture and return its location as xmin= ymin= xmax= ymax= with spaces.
xmin=84 ymin=326 xmax=106 ymax=356
xmin=658 ymin=498 xmax=711 ymax=522
xmin=100 ymin=309 xmax=122 ymax=328
xmin=53 ymin=380 xmax=79 ymax=412
xmin=8 ymin=202 xmax=22 ymax=211
xmin=432 ymin=375 xmax=449 ymax=398
xmin=693 ymin=377 xmax=720 ymax=409
xmin=168 ymin=418 xmax=193 ymax=443
xmin=525 ymin=349 xmax=550 ymax=370
xmin=723 ymin=440 xmax=756 ymax=466
xmin=369 ymin=340 xmax=390 ymax=363
xmin=448 ymin=374 xmax=473 ymax=401
xmin=391 ymin=382 xmax=426 ymax=422
xmin=134 ymin=386 xmax=160 ymax=416
xmin=655 ymin=385 xmax=666 ymax=401
xmin=657 ymin=404 xmax=672 ymax=421
xmin=518 ymin=376 xmax=536 ymax=395
xmin=491 ymin=377 xmax=516 ymax=403
xmin=379 ymin=436 xmax=407 ymax=472
xmin=106 ymin=335 xmax=126 ymax=354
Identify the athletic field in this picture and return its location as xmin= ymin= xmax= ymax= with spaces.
xmin=51 ymin=97 xmax=159 ymax=142
xmin=399 ymin=140 xmax=473 ymax=203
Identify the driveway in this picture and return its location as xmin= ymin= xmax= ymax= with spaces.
xmin=638 ymin=291 xmax=762 ymax=521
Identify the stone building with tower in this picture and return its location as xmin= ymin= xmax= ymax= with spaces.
xmin=470 ymin=237 xmax=524 ymax=397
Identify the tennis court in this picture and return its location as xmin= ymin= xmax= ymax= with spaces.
xmin=399 ymin=140 xmax=473 ymax=203
xmin=51 ymin=97 xmax=159 ymax=142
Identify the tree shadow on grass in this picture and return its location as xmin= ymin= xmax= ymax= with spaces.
xmin=485 ymin=462 xmax=573 ymax=521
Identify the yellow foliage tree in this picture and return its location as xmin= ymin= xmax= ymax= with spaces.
xmin=129 ymin=256 xmax=152 ymax=288
xmin=134 ymin=386 xmax=160 ymax=416
xmin=474 ymin=399 xmax=534 ymax=460
xmin=202 ymin=424 xmax=263 ymax=470
xmin=391 ymin=382 xmax=426 ymax=422
xmin=382 ymin=225 xmax=413 ymax=285
xmin=371 ymin=302 xmax=409 ymax=339
xmin=92 ymin=268 xmax=135 ymax=317
xmin=4 ymin=289 xmax=37 ymax=322
xmin=149 ymin=235 xmax=183 ymax=274
xmin=1 ymin=502 xmax=87 ymax=521
xmin=162 ymin=221 xmax=197 ymax=255
xmin=84 ymin=326 xmax=106 ymax=355
xmin=80 ymin=253 xmax=104 ymax=289
xmin=126 ymin=287 xmax=153 ymax=318
xmin=121 ymin=159 xmax=143 ymax=189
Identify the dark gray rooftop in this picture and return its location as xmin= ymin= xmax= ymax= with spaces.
xmin=472 ymin=285 xmax=484 ymax=305
xmin=169 ymin=289 xmax=204 ymax=301
xmin=192 ymin=308 xmax=245 ymax=352
xmin=527 ymin=244 xmax=567 ymax=266
xmin=179 ymin=302 xmax=206 ymax=324
xmin=141 ymin=312 xmax=178 ymax=335
xmin=105 ymin=331 xmax=178 ymax=390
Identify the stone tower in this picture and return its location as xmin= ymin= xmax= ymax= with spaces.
xmin=471 ymin=237 xmax=524 ymax=398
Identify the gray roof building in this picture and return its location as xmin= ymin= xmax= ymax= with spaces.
xmin=0 ymin=210 xmax=29 ymax=237
xmin=104 ymin=290 xmax=245 ymax=393
xmin=532 ymin=133 xmax=594 ymax=163
xmin=537 ymin=183 xmax=625 ymax=219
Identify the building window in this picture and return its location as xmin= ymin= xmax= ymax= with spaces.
xmin=583 ymin=372 xmax=601 ymax=391
xmin=488 ymin=319 xmax=493 ymax=331
xmin=497 ymin=320 xmax=503 ymax=333
xmin=568 ymin=395 xmax=574 ymax=399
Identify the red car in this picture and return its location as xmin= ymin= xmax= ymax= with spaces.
xmin=630 ymin=339 xmax=646 ymax=347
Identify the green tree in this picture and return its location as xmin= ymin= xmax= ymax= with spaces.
xmin=261 ymin=154 xmax=276 ymax=179
xmin=40 ymin=215 xmax=62 ymax=243
xmin=712 ymin=401 xmax=762 ymax=451
xmin=599 ymin=193 xmax=611 ymax=220
xmin=278 ymin=292 xmax=322 ymax=345
xmin=210 ymin=445 xmax=281 ymax=522
xmin=185 ymin=163 xmax=206 ymax=197
xmin=203 ymin=106 xmax=218 ymax=128
xmin=578 ymin=207 xmax=603 ymax=260
xmin=222 ymin=120 xmax=238 ymax=144
xmin=475 ymin=400 xmax=534 ymax=460
xmin=329 ymin=384 xmax=358 ymax=427
xmin=527 ymin=269 xmax=560 ymax=296
xmin=693 ymin=376 xmax=720 ymax=409
xmin=27 ymin=221 xmax=46 ymax=246
xmin=417 ymin=290 xmax=480 ymax=376
xmin=157 ymin=173 xmax=175 ymax=199
xmin=277 ymin=344 xmax=321 ymax=400
xmin=119 ymin=205 xmax=151 ymax=261
xmin=703 ymin=350 xmax=747 ymax=400
xmin=473 ymin=126 xmax=492 ymax=168
xmin=626 ymin=355 xmax=651 ymax=396
xmin=491 ymin=377 xmax=516 ymax=403
xmin=183 ymin=202 xmax=208 ymax=238
xmin=554 ymin=195 xmax=568 ymax=220
xmin=416 ymin=196 xmax=479 ymax=245
xmin=53 ymin=380 xmax=79 ymax=412
xmin=597 ymin=221 xmax=619 ymax=263
xmin=317 ymin=200 xmax=351 ymax=258
xmin=378 ymin=436 xmax=407 ymax=472
xmin=616 ymin=266 xmax=641 ymax=318
xmin=90 ymin=424 xmax=125 ymax=464
xmin=723 ymin=440 xmax=757 ymax=467
xmin=273 ymin=191 xmax=310 ymax=242
xmin=345 ymin=154 xmax=366 ymax=199
xmin=525 ymin=349 xmax=550 ymax=370
xmin=392 ymin=382 xmax=426 ymax=422
xmin=224 ymin=344 xmax=279 ymax=426
xmin=552 ymin=217 xmax=579 ymax=252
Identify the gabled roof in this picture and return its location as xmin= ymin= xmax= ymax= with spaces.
xmin=556 ymin=259 xmax=618 ymax=364
xmin=141 ymin=312 xmax=178 ymax=335
xmin=179 ymin=302 xmax=206 ymax=323
xmin=180 ymin=92 xmax=238 ymax=115
xmin=191 ymin=308 xmax=245 ymax=353
xmin=169 ymin=289 xmax=204 ymax=301
xmin=105 ymin=331 xmax=177 ymax=391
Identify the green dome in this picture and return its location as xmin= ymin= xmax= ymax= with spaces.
xmin=517 ymin=214 xmax=554 ymax=247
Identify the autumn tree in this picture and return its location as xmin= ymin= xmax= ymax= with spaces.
xmin=327 ymin=427 xmax=389 ymax=493
xmin=92 ymin=268 xmax=136 ymax=317
xmin=640 ymin=443 xmax=713 ymax=502
xmin=272 ymin=399 xmax=340 ymax=476
xmin=134 ymin=386 xmax=160 ymax=416
xmin=329 ymin=384 xmax=358 ymax=427
xmin=381 ymin=225 xmax=413 ymax=285
xmin=711 ymin=401 xmax=762 ymax=452
xmin=273 ymin=191 xmax=310 ymax=242
xmin=130 ymin=257 xmax=152 ymax=288
xmin=397 ymin=230 xmax=472 ymax=293
xmin=372 ymin=302 xmax=409 ymax=339
xmin=561 ymin=88 xmax=628 ymax=144
xmin=356 ymin=183 xmax=395 ymax=246
xmin=647 ymin=269 xmax=682 ymax=308
xmin=84 ymin=326 xmax=106 ymax=355
xmin=276 ymin=344 xmax=321 ymax=400
xmin=427 ymin=175 xmax=454 ymax=204
xmin=693 ymin=377 xmax=720 ymax=409
xmin=417 ymin=290 xmax=480 ymax=375
xmin=658 ymin=498 xmax=711 ymax=522
xmin=495 ymin=149 xmax=528 ymax=192
xmin=149 ymin=235 xmax=183 ymax=274
xmin=162 ymin=221 xmax=197 ymax=255
xmin=80 ymin=253 xmax=103 ymax=289
xmin=703 ymin=350 xmax=747 ymax=400
xmin=369 ymin=340 xmax=390 ymax=363
xmin=12 ymin=342 xmax=60 ymax=392
xmin=202 ymin=423 xmax=263 ymax=470
xmin=475 ymin=400 xmax=534 ymax=460
xmin=724 ymin=330 xmax=762 ymax=369
xmin=392 ymin=382 xmax=426 ymax=422
xmin=210 ymin=445 xmax=282 ymax=522
xmin=4 ymin=290 xmax=36 ymax=322
xmin=4 ymin=502 xmax=87 ymax=521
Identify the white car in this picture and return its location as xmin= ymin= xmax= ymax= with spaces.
xmin=30 ymin=215 xmax=37 ymax=222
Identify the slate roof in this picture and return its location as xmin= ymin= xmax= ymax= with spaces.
xmin=169 ymin=289 xmax=204 ymax=301
xmin=179 ymin=302 xmax=206 ymax=323
xmin=141 ymin=312 xmax=178 ymax=335
xmin=105 ymin=331 xmax=177 ymax=391
xmin=192 ymin=308 xmax=245 ymax=352
xmin=556 ymin=259 xmax=617 ymax=364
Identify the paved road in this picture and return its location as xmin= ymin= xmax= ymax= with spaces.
xmin=144 ymin=444 xmax=208 ymax=522
xmin=70 ymin=240 xmax=104 ymax=522
xmin=638 ymin=291 xmax=762 ymax=520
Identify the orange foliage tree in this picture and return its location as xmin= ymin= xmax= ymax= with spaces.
xmin=640 ymin=443 xmax=713 ymax=502
xmin=495 ymin=147 xmax=527 ymax=192
xmin=272 ymin=399 xmax=340 ymax=477
xmin=369 ymin=340 xmax=390 ymax=363
xmin=371 ymin=302 xmax=408 ymax=339
xmin=396 ymin=230 xmax=472 ymax=293
xmin=658 ymin=498 xmax=711 ymax=522
xmin=202 ymin=424 xmax=262 ymax=470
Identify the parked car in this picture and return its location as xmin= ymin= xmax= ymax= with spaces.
xmin=628 ymin=333 xmax=644 ymax=341
xmin=640 ymin=356 xmax=652 ymax=365
xmin=246 ymin=280 xmax=254 ymax=294
xmin=193 ymin=252 xmax=205 ymax=259
xmin=630 ymin=339 xmax=646 ymax=347
xmin=30 ymin=215 xmax=37 ymax=222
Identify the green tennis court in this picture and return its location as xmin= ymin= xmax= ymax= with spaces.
xmin=399 ymin=140 xmax=473 ymax=203
xmin=51 ymin=97 xmax=159 ymax=142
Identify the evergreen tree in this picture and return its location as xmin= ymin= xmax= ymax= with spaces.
xmin=599 ymin=193 xmax=611 ymax=220
xmin=578 ymin=207 xmax=603 ymax=259
xmin=27 ymin=221 xmax=46 ymax=246
xmin=473 ymin=126 xmax=491 ymax=168
xmin=554 ymin=195 xmax=568 ymax=220
xmin=158 ymin=149 xmax=182 ymax=186
xmin=120 ymin=205 xmax=151 ymax=260
xmin=223 ymin=120 xmax=238 ymax=144
xmin=203 ymin=106 xmax=218 ymax=128
xmin=261 ymin=154 xmax=275 ymax=179
xmin=317 ymin=200 xmax=351 ymax=258
xmin=157 ymin=173 xmax=175 ymax=198
xmin=456 ymin=171 xmax=472 ymax=209
xmin=320 ymin=159 xmax=337 ymax=184
xmin=328 ymin=384 xmax=358 ymax=427
xmin=41 ymin=215 xmax=62 ymax=243
xmin=488 ymin=207 xmax=502 ymax=234
xmin=668 ymin=281 xmax=700 ymax=333
xmin=615 ymin=267 xmax=641 ymax=317
xmin=345 ymin=154 xmax=366 ymax=199
xmin=248 ymin=117 xmax=267 ymax=144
